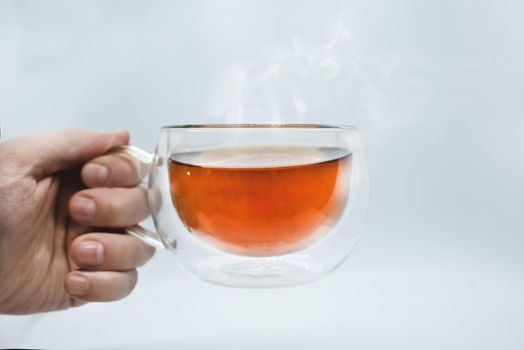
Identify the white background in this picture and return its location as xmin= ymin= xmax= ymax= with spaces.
xmin=1 ymin=1 xmax=523 ymax=349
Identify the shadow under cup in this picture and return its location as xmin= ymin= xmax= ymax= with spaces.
xmin=130 ymin=124 xmax=368 ymax=288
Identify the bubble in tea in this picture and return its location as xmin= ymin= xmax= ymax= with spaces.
xmin=168 ymin=145 xmax=351 ymax=256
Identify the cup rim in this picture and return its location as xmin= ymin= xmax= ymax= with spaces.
xmin=161 ymin=123 xmax=357 ymax=130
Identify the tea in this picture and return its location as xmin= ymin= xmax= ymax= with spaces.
xmin=168 ymin=146 xmax=351 ymax=256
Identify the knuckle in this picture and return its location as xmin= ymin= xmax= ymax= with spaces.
xmin=121 ymin=154 xmax=142 ymax=180
xmin=93 ymin=187 xmax=147 ymax=225
xmin=137 ymin=243 xmax=155 ymax=266
xmin=125 ymin=270 xmax=138 ymax=294
xmin=136 ymin=186 xmax=149 ymax=215
xmin=144 ymin=244 xmax=156 ymax=259
xmin=99 ymin=194 xmax=121 ymax=223
xmin=110 ymin=153 xmax=142 ymax=184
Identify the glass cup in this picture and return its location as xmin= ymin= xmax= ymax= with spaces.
xmin=120 ymin=124 xmax=369 ymax=288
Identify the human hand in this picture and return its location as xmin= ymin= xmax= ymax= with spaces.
xmin=0 ymin=129 xmax=154 ymax=314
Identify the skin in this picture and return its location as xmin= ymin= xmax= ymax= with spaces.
xmin=0 ymin=129 xmax=155 ymax=314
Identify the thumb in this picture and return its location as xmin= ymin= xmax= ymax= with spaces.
xmin=10 ymin=129 xmax=129 ymax=178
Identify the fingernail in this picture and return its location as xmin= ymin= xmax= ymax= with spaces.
xmin=79 ymin=240 xmax=103 ymax=266
xmin=67 ymin=274 xmax=89 ymax=296
xmin=72 ymin=197 xmax=96 ymax=222
xmin=84 ymin=163 xmax=108 ymax=185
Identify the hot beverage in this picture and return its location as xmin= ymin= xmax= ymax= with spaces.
xmin=168 ymin=145 xmax=351 ymax=256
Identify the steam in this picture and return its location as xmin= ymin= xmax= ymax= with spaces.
xmin=204 ymin=17 xmax=430 ymax=143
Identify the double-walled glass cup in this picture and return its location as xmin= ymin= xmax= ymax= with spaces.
xmin=122 ymin=124 xmax=368 ymax=288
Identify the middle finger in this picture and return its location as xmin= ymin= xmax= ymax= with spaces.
xmin=69 ymin=185 xmax=148 ymax=227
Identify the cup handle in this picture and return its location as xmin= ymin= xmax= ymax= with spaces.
xmin=125 ymin=225 xmax=165 ymax=249
xmin=112 ymin=144 xmax=155 ymax=166
xmin=109 ymin=145 xmax=165 ymax=250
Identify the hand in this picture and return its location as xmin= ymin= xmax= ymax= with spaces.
xmin=0 ymin=129 xmax=155 ymax=314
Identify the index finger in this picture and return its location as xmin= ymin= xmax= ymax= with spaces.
xmin=81 ymin=151 xmax=146 ymax=188
xmin=1 ymin=129 xmax=129 ymax=179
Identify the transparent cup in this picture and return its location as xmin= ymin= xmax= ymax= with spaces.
xmin=121 ymin=124 xmax=369 ymax=288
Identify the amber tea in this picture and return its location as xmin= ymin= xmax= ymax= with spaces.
xmin=168 ymin=145 xmax=351 ymax=256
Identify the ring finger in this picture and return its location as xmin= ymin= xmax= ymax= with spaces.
xmin=70 ymin=232 xmax=155 ymax=271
